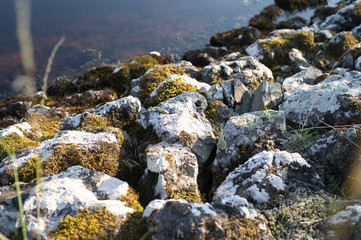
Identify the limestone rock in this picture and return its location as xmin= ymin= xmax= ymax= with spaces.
xmin=144 ymin=197 xmax=273 ymax=240
xmin=282 ymin=66 xmax=323 ymax=92
xmin=0 ymin=166 xmax=137 ymax=239
xmin=138 ymin=91 xmax=216 ymax=168
xmin=0 ymin=130 xmax=122 ymax=185
xmin=279 ymin=71 xmax=361 ymax=127
xmin=139 ymin=142 xmax=201 ymax=204
xmin=320 ymin=3 xmax=361 ymax=31
xmin=201 ymin=56 xmax=273 ymax=88
xmin=325 ymin=205 xmax=361 ymax=240
xmin=250 ymin=81 xmax=283 ymax=112
xmin=212 ymin=110 xmax=286 ymax=185
xmin=214 ymin=151 xmax=323 ymax=206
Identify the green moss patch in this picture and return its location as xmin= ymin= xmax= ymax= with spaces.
xmin=48 ymin=208 xmax=122 ymax=240
xmin=145 ymin=78 xmax=198 ymax=107
xmin=259 ymin=31 xmax=315 ymax=67
xmin=0 ymin=133 xmax=38 ymax=161
xmin=326 ymin=31 xmax=359 ymax=60
xmin=22 ymin=112 xmax=62 ymax=140
xmin=138 ymin=64 xmax=186 ymax=101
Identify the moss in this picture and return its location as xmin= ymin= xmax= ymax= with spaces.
xmin=138 ymin=64 xmax=186 ymax=101
xmin=117 ymin=189 xmax=148 ymax=240
xmin=249 ymin=5 xmax=282 ymax=32
xmin=165 ymin=183 xmax=202 ymax=203
xmin=0 ymin=133 xmax=38 ymax=161
xmin=42 ymin=142 xmax=121 ymax=178
xmin=261 ymin=188 xmax=344 ymax=240
xmin=326 ymin=31 xmax=359 ymax=60
xmin=48 ymin=208 xmax=122 ymax=240
xmin=259 ymin=31 xmax=315 ymax=67
xmin=119 ymin=188 xmax=143 ymax=213
xmin=355 ymin=1 xmax=361 ymax=17
xmin=145 ymin=78 xmax=198 ymax=107
xmin=204 ymin=100 xmax=226 ymax=137
xmin=22 ymin=112 xmax=62 ymax=140
xmin=46 ymin=77 xmax=78 ymax=97
xmin=76 ymin=114 xmax=112 ymax=134
xmin=17 ymin=157 xmax=41 ymax=183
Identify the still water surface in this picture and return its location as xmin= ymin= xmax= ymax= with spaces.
xmin=0 ymin=0 xmax=273 ymax=98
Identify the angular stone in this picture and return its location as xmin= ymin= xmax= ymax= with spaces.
xmin=0 ymin=166 xmax=137 ymax=239
xmin=212 ymin=110 xmax=286 ymax=184
xmin=214 ymin=151 xmax=323 ymax=206
xmin=320 ymin=3 xmax=361 ymax=31
xmin=279 ymin=71 xmax=361 ymax=127
xmin=282 ymin=66 xmax=323 ymax=92
xmin=139 ymin=142 xmax=200 ymax=204
xmin=138 ymin=91 xmax=216 ymax=168
xmin=250 ymin=81 xmax=283 ymax=112
xmin=143 ymin=198 xmax=273 ymax=239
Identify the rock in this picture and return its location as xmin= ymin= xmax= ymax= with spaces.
xmin=249 ymin=81 xmax=283 ymax=112
xmin=0 ymin=122 xmax=32 ymax=137
xmin=201 ymin=56 xmax=273 ymax=89
xmin=214 ymin=151 xmax=323 ymax=206
xmin=276 ymin=16 xmax=308 ymax=30
xmin=0 ymin=166 xmax=140 ymax=239
xmin=275 ymin=0 xmax=327 ymax=10
xmin=210 ymin=26 xmax=262 ymax=51
xmin=310 ymin=127 xmax=360 ymax=195
xmin=246 ymin=29 xmax=315 ymax=69
xmin=182 ymin=47 xmax=226 ymax=67
xmin=0 ymin=130 xmax=123 ymax=185
xmin=249 ymin=5 xmax=284 ymax=32
xmin=138 ymin=142 xmax=201 ymax=204
xmin=282 ymin=66 xmax=323 ymax=92
xmin=320 ymin=3 xmax=361 ymax=31
xmin=233 ymin=79 xmax=253 ymax=114
xmin=212 ymin=110 xmax=286 ymax=186
xmin=147 ymin=74 xmax=211 ymax=106
xmin=138 ymin=91 xmax=216 ymax=168
xmin=279 ymin=71 xmax=361 ymax=128
xmin=144 ymin=197 xmax=272 ymax=239
xmin=51 ymin=89 xmax=118 ymax=113
xmin=324 ymin=205 xmax=361 ymax=240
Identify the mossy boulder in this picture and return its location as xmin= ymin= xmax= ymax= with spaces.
xmin=138 ymin=64 xmax=186 ymax=101
xmin=0 ymin=166 xmax=145 ymax=239
xmin=246 ymin=29 xmax=315 ymax=68
xmin=143 ymin=198 xmax=273 ymax=239
xmin=249 ymin=5 xmax=284 ymax=33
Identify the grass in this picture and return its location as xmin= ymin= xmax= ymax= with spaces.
xmin=0 ymin=135 xmax=27 ymax=240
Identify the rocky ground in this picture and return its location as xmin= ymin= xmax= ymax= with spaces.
xmin=2 ymin=0 xmax=361 ymax=239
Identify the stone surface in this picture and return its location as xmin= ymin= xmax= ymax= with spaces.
xmin=320 ymin=3 xmax=361 ymax=31
xmin=212 ymin=110 xmax=286 ymax=185
xmin=0 ymin=130 xmax=121 ymax=185
xmin=279 ymin=71 xmax=361 ymax=127
xmin=282 ymin=66 xmax=323 ymax=92
xmin=138 ymin=91 xmax=216 ymax=168
xmin=144 ymin=197 xmax=273 ymax=240
xmin=139 ymin=142 xmax=201 ymax=204
xmin=214 ymin=151 xmax=323 ymax=206
xmin=310 ymin=127 xmax=360 ymax=194
xmin=249 ymin=81 xmax=283 ymax=112
xmin=325 ymin=205 xmax=361 ymax=240
xmin=0 ymin=166 xmax=136 ymax=239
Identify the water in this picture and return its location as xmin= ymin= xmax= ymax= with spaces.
xmin=0 ymin=0 xmax=273 ymax=98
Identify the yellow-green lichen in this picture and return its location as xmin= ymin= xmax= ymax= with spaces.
xmin=145 ymin=78 xmax=198 ymax=107
xmin=117 ymin=188 xmax=149 ymax=240
xmin=259 ymin=31 xmax=315 ymax=67
xmin=42 ymin=142 xmax=120 ymax=178
xmin=261 ymin=188 xmax=345 ymax=240
xmin=204 ymin=99 xmax=226 ymax=137
xmin=165 ymin=182 xmax=202 ymax=203
xmin=0 ymin=133 xmax=38 ymax=161
xmin=48 ymin=208 xmax=122 ymax=240
xmin=138 ymin=64 xmax=186 ymax=101
xmin=17 ymin=157 xmax=41 ymax=183
xmin=22 ymin=112 xmax=62 ymax=140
